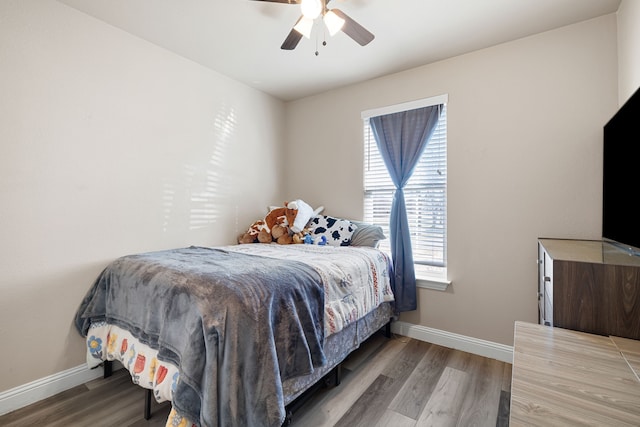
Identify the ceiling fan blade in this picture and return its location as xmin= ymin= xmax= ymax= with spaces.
xmin=249 ymin=0 xmax=332 ymax=4
xmin=331 ymin=8 xmax=374 ymax=46
xmin=249 ymin=0 xmax=301 ymax=3
xmin=248 ymin=0 xmax=332 ymax=4
xmin=281 ymin=16 xmax=304 ymax=50
xmin=281 ymin=29 xmax=304 ymax=50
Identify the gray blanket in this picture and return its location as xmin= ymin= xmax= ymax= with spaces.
xmin=74 ymin=246 xmax=326 ymax=427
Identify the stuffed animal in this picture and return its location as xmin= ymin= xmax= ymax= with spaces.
xmin=286 ymin=199 xmax=315 ymax=233
xmin=237 ymin=206 xmax=290 ymax=244
xmin=272 ymin=224 xmax=294 ymax=244
xmin=264 ymin=206 xmax=295 ymax=244
xmin=238 ymin=233 xmax=257 ymax=244
xmin=257 ymin=228 xmax=272 ymax=243
xmin=292 ymin=226 xmax=313 ymax=244
xmin=237 ymin=219 xmax=269 ymax=244
xmin=237 ymin=199 xmax=319 ymax=245
xmin=265 ymin=207 xmax=290 ymax=231
xmin=277 ymin=233 xmax=293 ymax=245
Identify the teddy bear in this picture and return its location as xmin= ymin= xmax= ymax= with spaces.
xmin=237 ymin=202 xmax=302 ymax=244
xmin=264 ymin=206 xmax=294 ymax=244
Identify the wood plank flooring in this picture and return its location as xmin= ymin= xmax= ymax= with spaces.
xmin=0 ymin=334 xmax=511 ymax=427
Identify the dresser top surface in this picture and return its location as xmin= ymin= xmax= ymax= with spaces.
xmin=539 ymin=238 xmax=640 ymax=267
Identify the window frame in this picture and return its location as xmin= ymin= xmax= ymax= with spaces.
xmin=361 ymin=94 xmax=450 ymax=291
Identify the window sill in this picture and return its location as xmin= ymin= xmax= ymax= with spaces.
xmin=416 ymin=276 xmax=451 ymax=291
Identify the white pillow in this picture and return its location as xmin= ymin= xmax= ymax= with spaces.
xmin=309 ymin=215 xmax=357 ymax=246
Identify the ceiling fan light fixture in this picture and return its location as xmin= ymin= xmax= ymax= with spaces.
xmin=323 ymin=10 xmax=345 ymax=36
xmin=300 ymin=0 xmax=322 ymax=19
xmin=293 ymin=16 xmax=314 ymax=39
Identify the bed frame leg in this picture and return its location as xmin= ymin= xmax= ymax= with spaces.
xmin=103 ymin=360 xmax=113 ymax=378
xmin=144 ymin=389 xmax=152 ymax=420
xmin=283 ymin=410 xmax=293 ymax=426
xmin=384 ymin=321 xmax=391 ymax=338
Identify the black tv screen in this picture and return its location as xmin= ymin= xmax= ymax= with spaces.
xmin=602 ymin=86 xmax=640 ymax=253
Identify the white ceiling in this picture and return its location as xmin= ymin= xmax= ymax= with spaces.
xmin=56 ymin=0 xmax=621 ymax=101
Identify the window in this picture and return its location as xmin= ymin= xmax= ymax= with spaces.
xmin=363 ymin=98 xmax=447 ymax=283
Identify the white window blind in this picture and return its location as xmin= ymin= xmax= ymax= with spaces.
xmin=364 ymin=104 xmax=447 ymax=277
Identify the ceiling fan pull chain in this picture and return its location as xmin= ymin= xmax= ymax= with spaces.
xmin=322 ymin=24 xmax=327 ymax=47
xmin=315 ymin=24 xmax=327 ymax=56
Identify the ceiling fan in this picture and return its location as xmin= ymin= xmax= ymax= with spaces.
xmin=251 ymin=0 xmax=375 ymax=50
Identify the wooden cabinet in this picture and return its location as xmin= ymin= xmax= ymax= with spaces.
xmin=537 ymin=238 xmax=640 ymax=340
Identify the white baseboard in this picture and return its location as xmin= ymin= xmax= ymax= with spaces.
xmin=0 ymin=363 xmax=104 ymax=417
xmin=1 ymin=324 xmax=512 ymax=417
xmin=391 ymin=321 xmax=513 ymax=363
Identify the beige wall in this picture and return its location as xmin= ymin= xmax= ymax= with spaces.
xmin=0 ymin=0 xmax=285 ymax=391
xmin=617 ymin=0 xmax=640 ymax=103
xmin=284 ymin=15 xmax=618 ymax=346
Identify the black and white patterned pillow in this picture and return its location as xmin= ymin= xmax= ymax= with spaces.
xmin=309 ymin=215 xmax=357 ymax=246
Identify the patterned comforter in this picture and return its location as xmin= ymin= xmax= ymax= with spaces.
xmin=226 ymin=244 xmax=394 ymax=336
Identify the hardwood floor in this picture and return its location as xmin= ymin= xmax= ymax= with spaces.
xmin=290 ymin=334 xmax=511 ymax=427
xmin=0 ymin=334 xmax=511 ymax=427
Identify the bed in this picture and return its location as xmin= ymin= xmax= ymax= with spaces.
xmin=74 ymin=239 xmax=395 ymax=427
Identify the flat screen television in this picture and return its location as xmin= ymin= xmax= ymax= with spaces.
xmin=602 ymin=86 xmax=640 ymax=254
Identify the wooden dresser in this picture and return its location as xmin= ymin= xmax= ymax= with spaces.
xmin=538 ymin=238 xmax=640 ymax=339
xmin=510 ymin=321 xmax=640 ymax=426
